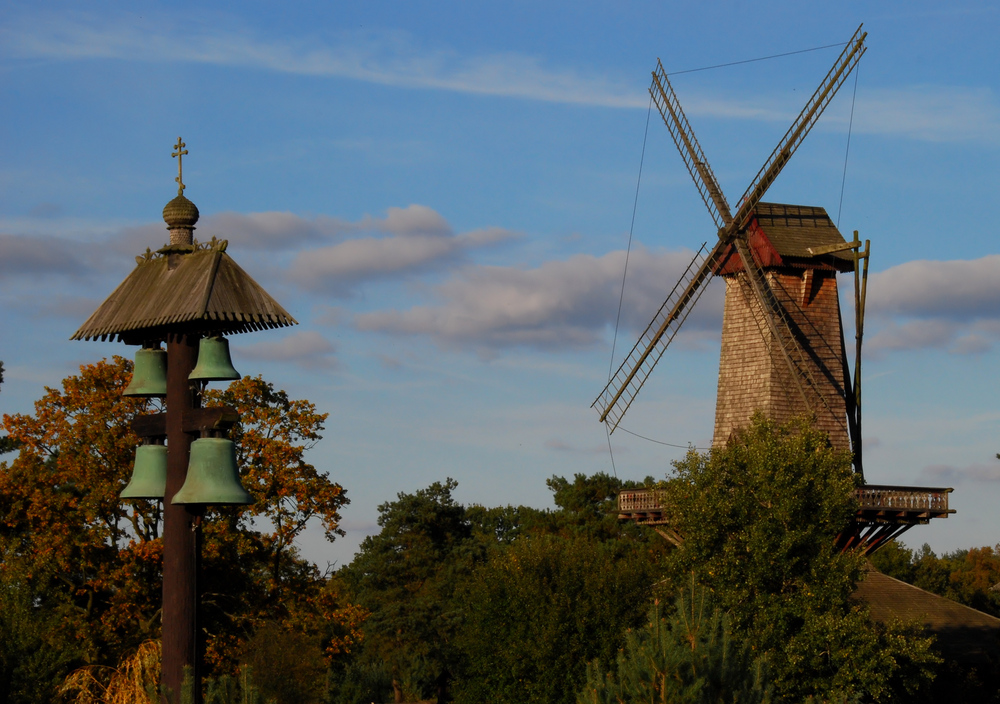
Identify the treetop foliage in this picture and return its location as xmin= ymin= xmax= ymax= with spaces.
xmin=657 ymin=414 xmax=939 ymax=702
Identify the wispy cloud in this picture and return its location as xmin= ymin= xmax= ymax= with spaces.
xmin=7 ymin=13 xmax=997 ymax=142
xmin=236 ymin=330 xmax=338 ymax=370
xmin=921 ymin=461 xmax=1000 ymax=484
xmin=684 ymin=85 xmax=1000 ymax=144
xmin=354 ymin=247 xmax=723 ymax=352
xmin=288 ymin=205 xmax=519 ymax=295
xmin=0 ymin=233 xmax=85 ymax=275
xmin=851 ymin=86 xmax=1000 ymax=144
xmin=2 ymin=12 xmax=646 ymax=108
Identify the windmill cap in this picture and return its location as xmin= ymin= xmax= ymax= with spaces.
xmin=162 ymin=193 xmax=200 ymax=229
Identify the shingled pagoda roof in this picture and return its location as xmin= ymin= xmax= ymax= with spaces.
xmin=715 ymin=202 xmax=856 ymax=276
xmin=72 ymin=239 xmax=296 ymax=343
xmin=854 ymin=569 xmax=1000 ymax=665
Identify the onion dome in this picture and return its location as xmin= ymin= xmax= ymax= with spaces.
xmin=162 ymin=193 xmax=200 ymax=229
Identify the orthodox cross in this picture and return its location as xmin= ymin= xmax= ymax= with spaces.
xmin=172 ymin=137 xmax=189 ymax=195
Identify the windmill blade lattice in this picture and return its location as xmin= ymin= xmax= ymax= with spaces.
xmin=650 ymin=61 xmax=731 ymax=230
xmin=593 ymin=242 xmax=721 ymax=431
xmin=730 ymin=25 xmax=867 ymax=232
xmin=595 ymin=27 xmax=866 ymax=433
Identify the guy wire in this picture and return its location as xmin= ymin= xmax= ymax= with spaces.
xmin=604 ymin=93 xmax=653 ymax=477
xmin=838 ymin=60 xmax=861 ymax=228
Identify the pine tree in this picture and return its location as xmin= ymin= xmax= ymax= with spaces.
xmin=578 ymin=582 xmax=771 ymax=704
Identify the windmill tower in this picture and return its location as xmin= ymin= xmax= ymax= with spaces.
xmin=594 ymin=27 xmax=868 ymax=467
xmin=601 ymin=27 xmax=956 ymax=554
xmin=712 ymin=202 xmax=855 ymax=450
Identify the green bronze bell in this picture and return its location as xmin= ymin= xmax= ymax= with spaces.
xmin=189 ymin=336 xmax=241 ymax=383
xmin=123 ymin=347 xmax=168 ymax=397
xmin=121 ymin=443 xmax=167 ymax=500
xmin=171 ymin=437 xmax=253 ymax=505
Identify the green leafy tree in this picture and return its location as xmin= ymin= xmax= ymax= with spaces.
xmin=453 ymin=532 xmax=663 ymax=704
xmin=578 ymin=585 xmax=771 ymax=704
xmin=659 ymin=414 xmax=939 ymax=702
xmin=543 ymin=472 xmax=658 ymax=541
xmin=340 ymin=479 xmax=474 ymax=703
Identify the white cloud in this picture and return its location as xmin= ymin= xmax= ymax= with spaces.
xmin=865 ymin=255 xmax=1000 ymax=354
xmin=236 ymin=330 xmax=337 ymax=370
xmin=851 ymin=86 xmax=1000 ymax=145
xmin=8 ymin=15 xmax=997 ymax=142
xmin=354 ymin=247 xmax=724 ymax=351
xmin=868 ymin=255 xmax=1000 ymax=319
xmin=198 ymin=211 xmax=342 ymax=251
xmin=288 ymin=206 xmax=518 ymax=295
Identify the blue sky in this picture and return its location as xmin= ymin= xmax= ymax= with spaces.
xmin=2 ymin=1 xmax=999 ymax=567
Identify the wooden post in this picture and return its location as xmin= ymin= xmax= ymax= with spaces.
xmin=162 ymin=333 xmax=200 ymax=703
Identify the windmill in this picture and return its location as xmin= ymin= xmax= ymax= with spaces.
xmin=594 ymin=25 xmax=869 ymax=470
xmin=602 ymin=27 xmax=957 ymax=554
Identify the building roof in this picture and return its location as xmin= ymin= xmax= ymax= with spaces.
xmin=715 ymin=202 xmax=856 ymax=275
xmin=72 ymin=239 xmax=296 ymax=343
xmin=854 ymin=569 xmax=1000 ymax=664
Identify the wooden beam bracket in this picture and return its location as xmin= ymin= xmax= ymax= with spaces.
xmin=131 ymin=406 xmax=240 ymax=439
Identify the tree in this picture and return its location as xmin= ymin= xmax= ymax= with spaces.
xmin=578 ymin=585 xmax=772 ymax=704
xmin=0 ymin=361 xmax=17 ymax=455
xmin=340 ymin=479 xmax=474 ymax=703
xmin=544 ymin=472 xmax=658 ymax=542
xmin=0 ymin=357 xmax=360 ymax=699
xmin=453 ymin=531 xmax=663 ymax=704
xmin=659 ymin=414 xmax=939 ymax=702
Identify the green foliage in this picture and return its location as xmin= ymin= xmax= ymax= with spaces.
xmin=0 ymin=568 xmax=77 ymax=704
xmin=578 ymin=584 xmax=771 ymax=704
xmin=453 ymin=532 xmax=663 ymax=704
xmin=659 ymin=414 xmax=939 ymax=702
xmin=341 ymin=476 xmax=671 ymax=703
xmin=544 ymin=472 xmax=657 ymax=541
xmin=340 ymin=479 xmax=474 ymax=700
xmin=203 ymin=667 xmax=274 ymax=704
xmin=238 ymin=622 xmax=326 ymax=704
xmin=325 ymin=661 xmax=393 ymax=704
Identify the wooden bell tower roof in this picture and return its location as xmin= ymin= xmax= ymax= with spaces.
xmin=73 ymin=138 xmax=296 ymax=344
xmin=715 ymin=202 xmax=855 ymax=276
xmin=71 ymin=239 xmax=297 ymax=343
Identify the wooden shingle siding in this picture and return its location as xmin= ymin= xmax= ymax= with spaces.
xmin=714 ymin=268 xmax=850 ymax=450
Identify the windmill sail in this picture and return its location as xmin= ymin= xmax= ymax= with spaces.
xmin=730 ymin=25 xmax=867 ymax=232
xmin=594 ymin=26 xmax=866 ymax=433
xmin=730 ymin=238 xmax=847 ymax=438
xmin=593 ymin=241 xmax=721 ymax=432
xmin=651 ymin=61 xmax=730 ymax=230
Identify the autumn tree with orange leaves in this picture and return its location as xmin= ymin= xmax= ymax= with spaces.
xmin=0 ymin=356 xmax=363 ymax=699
